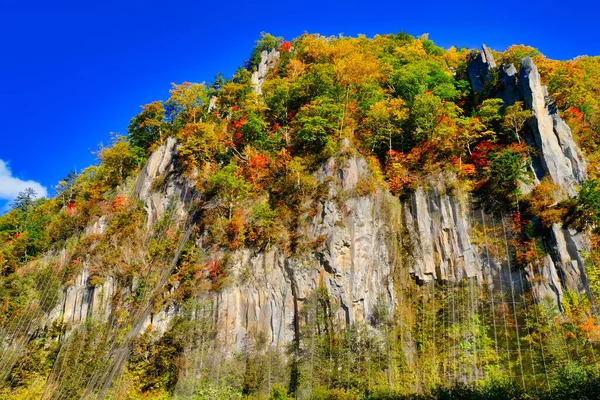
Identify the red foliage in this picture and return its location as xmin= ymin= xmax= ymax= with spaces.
xmin=567 ymin=107 xmax=584 ymax=122
xmin=233 ymin=131 xmax=243 ymax=145
xmin=204 ymin=259 xmax=225 ymax=290
xmin=245 ymin=153 xmax=270 ymax=185
xmin=248 ymin=154 xmax=269 ymax=170
xmin=387 ymin=149 xmax=402 ymax=159
xmin=512 ymin=211 xmax=529 ymax=230
xmin=66 ymin=201 xmax=78 ymax=217
xmin=279 ymin=41 xmax=292 ymax=52
xmin=470 ymin=141 xmax=497 ymax=168
xmin=233 ymin=118 xmax=247 ymax=129
xmin=13 ymin=233 xmax=20 ymax=240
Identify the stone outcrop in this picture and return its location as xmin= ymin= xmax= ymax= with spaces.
xmin=251 ymin=49 xmax=280 ymax=95
xmin=498 ymin=63 xmax=521 ymax=106
xmin=526 ymin=254 xmax=564 ymax=306
xmin=61 ymin=265 xmax=115 ymax=326
xmin=465 ymin=47 xmax=592 ymax=308
xmin=467 ymin=48 xmax=587 ymax=199
xmin=214 ymin=153 xmax=398 ymax=350
xmin=467 ymin=44 xmax=496 ymax=97
xmin=135 ymin=136 xmax=193 ymax=227
xmin=403 ymin=177 xmax=481 ymax=283
xmin=39 ymin=48 xmax=596 ymax=354
xmin=519 ymin=57 xmax=587 ymax=197
xmin=551 ymin=223 xmax=590 ymax=294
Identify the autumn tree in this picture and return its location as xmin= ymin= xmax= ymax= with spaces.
xmin=208 ymin=163 xmax=251 ymax=220
xmin=478 ymin=98 xmax=504 ymax=131
xmin=364 ymin=97 xmax=409 ymax=156
xmin=567 ymin=179 xmax=600 ymax=233
xmin=127 ymin=101 xmax=167 ymax=151
xmin=502 ymin=101 xmax=531 ymax=142
xmin=176 ymin=122 xmax=225 ymax=172
xmin=165 ymin=82 xmax=210 ymax=128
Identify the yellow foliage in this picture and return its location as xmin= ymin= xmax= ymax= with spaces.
xmin=287 ymin=59 xmax=306 ymax=79
xmin=443 ymin=46 xmax=467 ymax=69
xmin=394 ymin=39 xmax=427 ymax=62
xmin=527 ymin=177 xmax=566 ymax=227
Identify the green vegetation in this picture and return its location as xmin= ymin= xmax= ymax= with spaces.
xmin=1 ymin=32 xmax=600 ymax=399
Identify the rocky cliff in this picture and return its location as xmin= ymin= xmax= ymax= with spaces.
xmin=44 ymin=47 xmax=595 ymax=351
xmin=4 ymin=40 xmax=597 ymax=400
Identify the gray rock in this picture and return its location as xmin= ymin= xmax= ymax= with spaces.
xmin=467 ymin=45 xmax=496 ymax=97
xmin=251 ymin=49 xmax=280 ymax=95
xmin=526 ymin=254 xmax=564 ymax=307
xmin=403 ymin=175 xmax=481 ymax=283
xmin=135 ymin=136 xmax=192 ymax=228
xmin=85 ymin=216 xmax=108 ymax=236
xmin=498 ymin=63 xmax=521 ymax=106
xmin=519 ymin=57 xmax=587 ymax=197
xmin=60 ymin=264 xmax=115 ymax=327
xmin=551 ymin=223 xmax=590 ymax=295
xmin=212 ymin=152 xmax=398 ymax=351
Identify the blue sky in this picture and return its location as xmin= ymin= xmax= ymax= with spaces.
xmin=1 ymin=0 xmax=598 ymax=211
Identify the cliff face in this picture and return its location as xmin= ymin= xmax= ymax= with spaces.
xmin=46 ymin=48 xmax=594 ymax=352
xmin=520 ymin=57 xmax=587 ymax=196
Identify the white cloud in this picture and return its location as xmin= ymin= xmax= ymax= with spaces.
xmin=0 ymin=159 xmax=48 ymax=203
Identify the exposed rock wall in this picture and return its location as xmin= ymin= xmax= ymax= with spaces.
xmin=403 ymin=178 xmax=481 ymax=283
xmin=214 ymin=154 xmax=399 ymax=350
xmin=251 ymin=49 xmax=280 ymax=95
xmin=61 ymin=265 xmax=115 ymax=327
xmin=466 ymin=47 xmax=592 ymax=308
xmin=42 ymin=47 xmax=595 ymax=353
xmin=467 ymin=44 xmax=496 ymax=98
xmin=135 ymin=136 xmax=193 ymax=228
xmin=520 ymin=57 xmax=587 ymax=197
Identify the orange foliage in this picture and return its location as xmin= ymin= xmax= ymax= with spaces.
xmin=112 ymin=195 xmax=127 ymax=211
xmin=287 ymin=59 xmax=306 ymax=79
xmin=386 ymin=150 xmax=417 ymax=194
xmin=243 ymin=148 xmax=271 ymax=187
xmin=66 ymin=201 xmax=78 ymax=217
xmin=204 ymin=258 xmax=226 ymax=290
xmin=567 ymin=106 xmax=584 ymax=122
xmin=514 ymin=238 xmax=543 ymax=265
xmin=578 ymin=318 xmax=600 ymax=341
xmin=460 ymin=163 xmax=477 ymax=176
xmin=226 ymin=210 xmax=246 ymax=250
xmin=565 ymin=331 xmax=577 ymax=340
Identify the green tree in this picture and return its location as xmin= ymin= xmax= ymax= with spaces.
xmin=478 ymin=98 xmax=504 ymax=130
xmin=165 ymin=82 xmax=209 ymax=127
xmin=502 ymin=101 xmax=531 ymax=143
xmin=127 ymin=101 xmax=166 ymax=151
xmin=248 ymin=32 xmax=283 ymax=70
xmin=209 ymin=163 xmax=252 ymax=219
xmin=293 ymin=97 xmax=342 ymax=154
xmin=11 ymin=188 xmax=37 ymax=212
xmin=567 ymin=179 xmax=600 ymax=233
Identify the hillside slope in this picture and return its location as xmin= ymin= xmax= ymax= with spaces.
xmin=1 ymin=33 xmax=600 ymax=399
